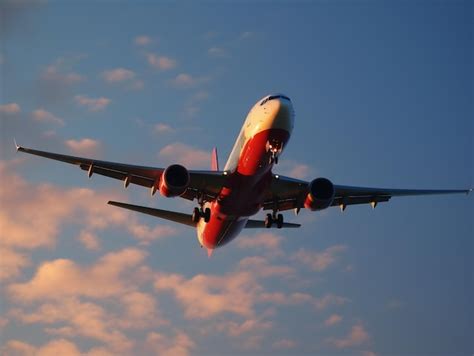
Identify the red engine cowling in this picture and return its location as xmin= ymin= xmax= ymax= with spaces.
xmin=159 ymin=164 xmax=190 ymax=197
xmin=304 ymin=178 xmax=335 ymax=211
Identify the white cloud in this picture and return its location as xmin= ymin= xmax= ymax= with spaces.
xmin=65 ymin=138 xmax=101 ymax=156
xmin=32 ymin=108 xmax=64 ymax=126
xmin=102 ymin=68 xmax=135 ymax=82
xmin=134 ymin=35 xmax=152 ymax=46
xmin=0 ymin=102 xmax=21 ymax=114
xmin=240 ymin=31 xmax=254 ymax=40
xmin=170 ymin=73 xmax=200 ymax=88
xmin=208 ymin=46 xmax=228 ymax=57
xmin=147 ymin=53 xmax=176 ymax=70
xmin=74 ymin=95 xmax=111 ymax=111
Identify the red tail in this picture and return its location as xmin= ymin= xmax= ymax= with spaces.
xmin=211 ymin=147 xmax=219 ymax=171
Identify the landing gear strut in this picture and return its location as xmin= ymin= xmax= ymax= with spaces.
xmin=192 ymin=193 xmax=211 ymax=223
xmin=192 ymin=207 xmax=211 ymax=223
xmin=265 ymin=211 xmax=283 ymax=228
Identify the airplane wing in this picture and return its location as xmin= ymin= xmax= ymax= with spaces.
xmin=16 ymin=144 xmax=226 ymax=201
xmin=263 ymin=175 xmax=471 ymax=212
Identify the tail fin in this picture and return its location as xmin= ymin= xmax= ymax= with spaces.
xmin=211 ymin=147 xmax=219 ymax=171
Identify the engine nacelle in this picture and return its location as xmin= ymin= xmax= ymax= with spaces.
xmin=304 ymin=178 xmax=335 ymax=211
xmin=159 ymin=164 xmax=190 ymax=197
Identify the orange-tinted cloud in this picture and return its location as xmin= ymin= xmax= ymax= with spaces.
xmin=147 ymin=53 xmax=176 ymax=70
xmin=158 ymin=142 xmax=210 ymax=169
xmin=236 ymin=232 xmax=284 ymax=257
xmin=102 ymin=68 xmax=135 ymax=82
xmin=146 ymin=330 xmax=195 ymax=356
xmin=32 ymin=108 xmax=64 ymax=126
xmin=292 ymin=245 xmax=347 ymax=272
xmin=325 ymin=313 xmax=343 ymax=326
xmin=0 ymin=102 xmax=21 ymax=114
xmin=329 ymin=323 xmax=370 ymax=349
xmin=64 ymin=138 xmax=101 ymax=156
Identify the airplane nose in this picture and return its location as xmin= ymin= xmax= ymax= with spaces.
xmin=268 ymin=98 xmax=294 ymax=132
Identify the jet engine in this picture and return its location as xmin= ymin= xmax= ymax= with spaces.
xmin=304 ymin=178 xmax=335 ymax=211
xmin=159 ymin=164 xmax=190 ymax=197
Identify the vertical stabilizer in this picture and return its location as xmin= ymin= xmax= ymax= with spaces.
xmin=211 ymin=147 xmax=219 ymax=171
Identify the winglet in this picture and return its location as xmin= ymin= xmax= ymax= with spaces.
xmin=14 ymin=138 xmax=20 ymax=151
xmin=211 ymin=147 xmax=219 ymax=171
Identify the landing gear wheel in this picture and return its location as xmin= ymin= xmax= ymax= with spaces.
xmin=274 ymin=156 xmax=279 ymax=165
xmin=203 ymin=208 xmax=211 ymax=223
xmin=192 ymin=207 xmax=201 ymax=223
xmin=265 ymin=213 xmax=273 ymax=228
xmin=276 ymin=214 xmax=283 ymax=229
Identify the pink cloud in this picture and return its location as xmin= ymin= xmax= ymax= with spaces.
xmin=64 ymin=138 xmax=101 ymax=156
xmin=42 ymin=57 xmax=84 ymax=85
xmin=154 ymin=123 xmax=175 ymax=134
xmin=74 ymin=95 xmax=111 ymax=111
xmin=32 ymin=108 xmax=65 ymax=126
xmin=292 ymin=245 xmax=347 ymax=272
xmin=0 ymin=102 xmax=21 ymax=114
xmin=158 ymin=142 xmax=210 ymax=169
xmin=170 ymin=73 xmax=200 ymax=88
xmin=236 ymin=232 xmax=283 ymax=257
xmin=238 ymin=256 xmax=295 ymax=278
xmin=146 ymin=330 xmax=195 ymax=356
xmin=78 ymin=230 xmax=100 ymax=251
xmin=325 ymin=313 xmax=343 ymax=326
xmin=102 ymin=68 xmax=135 ymax=82
xmin=329 ymin=324 xmax=370 ymax=349
xmin=147 ymin=53 xmax=176 ymax=70
xmin=134 ymin=35 xmax=152 ymax=46
xmin=8 ymin=248 xmax=147 ymax=302
xmin=0 ymin=247 xmax=30 ymax=281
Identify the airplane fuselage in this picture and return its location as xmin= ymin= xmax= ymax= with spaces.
xmin=197 ymin=94 xmax=295 ymax=249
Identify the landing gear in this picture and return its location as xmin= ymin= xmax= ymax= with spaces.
xmin=192 ymin=206 xmax=211 ymax=223
xmin=264 ymin=212 xmax=284 ymax=228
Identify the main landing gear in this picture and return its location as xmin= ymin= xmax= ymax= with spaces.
xmin=265 ymin=211 xmax=283 ymax=229
xmin=192 ymin=207 xmax=211 ymax=223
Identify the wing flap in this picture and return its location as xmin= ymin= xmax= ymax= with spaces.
xmin=108 ymin=201 xmax=195 ymax=227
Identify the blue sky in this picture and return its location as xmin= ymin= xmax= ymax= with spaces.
xmin=0 ymin=1 xmax=472 ymax=355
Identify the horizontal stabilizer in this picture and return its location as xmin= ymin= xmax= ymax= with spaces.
xmin=244 ymin=219 xmax=301 ymax=228
xmin=108 ymin=201 xmax=195 ymax=227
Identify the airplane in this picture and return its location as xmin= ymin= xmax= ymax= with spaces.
xmin=16 ymin=94 xmax=471 ymax=254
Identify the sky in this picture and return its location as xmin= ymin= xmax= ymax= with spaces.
xmin=0 ymin=1 xmax=472 ymax=355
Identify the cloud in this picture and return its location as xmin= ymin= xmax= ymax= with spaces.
xmin=278 ymin=160 xmax=312 ymax=179
xmin=1 ymin=338 xmax=114 ymax=356
xmin=329 ymin=324 xmax=370 ymax=349
xmin=208 ymin=46 xmax=228 ymax=57
xmin=238 ymin=256 xmax=295 ymax=278
xmin=11 ymin=298 xmax=134 ymax=352
xmin=236 ymin=232 xmax=284 ymax=257
xmin=170 ymin=73 xmax=206 ymax=89
xmin=74 ymin=95 xmax=111 ymax=111
xmin=154 ymin=123 xmax=175 ymax=134
xmin=0 ymin=102 xmax=21 ymax=114
xmin=272 ymin=339 xmax=296 ymax=349
xmin=41 ymin=57 xmax=84 ymax=85
xmin=325 ymin=314 xmax=343 ymax=326
xmin=147 ymin=53 xmax=176 ymax=70
xmin=78 ymin=230 xmax=101 ymax=251
xmin=65 ymin=138 xmax=101 ymax=156
xmin=0 ymin=246 xmax=30 ymax=281
xmin=158 ymin=142 xmax=210 ymax=169
xmin=32 ymin=108 xmax=65 ymax=126
xmin=146 ymin=330 xmax=195 ymax=356
xmin=292 ymin=245 xmax=347 ymax=272
xmin=102 ymin=68 xmax=135 ymax=82
xmin=216 ymin=319 xmax=273 ymax=337
xmin=154 ymin=271 xmax=261 ymax=319
xmin=134 ymin=35 xmax=152 ymax=46
xmin=8 ymin=248 xmax=147 ymax=302
xmin=239 ymin=31 xmax=254 ymax=40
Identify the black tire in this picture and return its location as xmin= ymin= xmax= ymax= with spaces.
xmin=204 ymin=208 xmax=211 ymax=223
xmin=265 ymin=213 xmax=273 ymax=228
xmin=276 ymin=214 xmax=283 ymax=229
xmin=192 ymin=207 xmax=201 ymax=223
xmin=274 ymin=156 xmax=279 ymax=164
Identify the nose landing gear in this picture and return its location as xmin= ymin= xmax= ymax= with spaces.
xmin=264 ymin=211 xmax=283 ymax=228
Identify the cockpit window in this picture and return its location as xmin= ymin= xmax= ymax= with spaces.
xmin=260 ymin=95 xmax=291 ymax=106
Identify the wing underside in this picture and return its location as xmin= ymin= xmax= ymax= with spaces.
xmin=16 ymin=145 xmax=226 ymax=202
xmin=263 ymin=175 xmax=470 ymax=212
